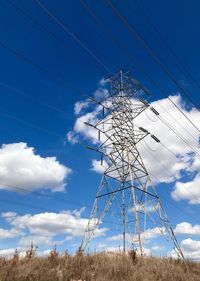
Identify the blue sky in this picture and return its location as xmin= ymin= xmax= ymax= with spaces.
xmin=0 ymin=0 xmax=200 ymax=259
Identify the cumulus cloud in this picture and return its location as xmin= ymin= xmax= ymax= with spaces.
xmin=0 ymin=227 xmax=21 ymax=239
xmin=0 ymin=248 xmax=53 ymax=259
xmin=171 ymin=238 xmax=200 ymax=260
xmin=174 ymin=222 xmax=200 ymax=235
xmin=172 ymin=174 xmax=200 ymax=204
xmin=67 ymin=131 xmax=79 ymax=144
xmin=0 ymin=209 xmax=108 ymax=248
xmin=0 ymin=248 xmax=26 ymax=259
xmin=91 ymin=159 xmax=109 ymax=174
xmin=74 ymin=100 xmax=89 ymax=115
xmin=68 ymin=89 xmax=200 ymax=205
xmin=129 ymin=202 xmax=159 ymax=214
xmin=107 ymin=227 xmax=165 ymax=243
xmin=0 ymin=142 xmax=71 ymax=192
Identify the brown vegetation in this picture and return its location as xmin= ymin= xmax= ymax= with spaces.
xmin=0 ymin=250 xmax=199 ymax=281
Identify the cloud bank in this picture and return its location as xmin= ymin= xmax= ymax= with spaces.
xmin=0 ymin=142 xmax=71 ymax=192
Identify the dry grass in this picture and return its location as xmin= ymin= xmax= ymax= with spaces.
xmin=0 ymin=251 xmax=199 ymax=281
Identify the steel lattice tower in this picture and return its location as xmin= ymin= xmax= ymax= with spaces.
xmin=80 ymin=70 xmax=184 ymax=258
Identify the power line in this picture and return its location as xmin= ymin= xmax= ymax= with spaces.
xmin=5 ymin=0 xmax=104 ymax=78
xmin=0 ymin=178 xmax=120 ymax=217
xmin=132 ymin=0 xmax=200 ymax=94
xmin=80 ymin=0 xmax=200 ymax=138
xmin=5 ymin=0 xmax=80 ymax=57
xmin=6 ymin=0 xmax=200 ymax=142
xmin=148 ymin=105 xmax=200 ymax=157
xmin=0 ymin=195 xmax=124 ymax=228
xmin=0 ymin=110 xmax=63 ymax=138
xmin=168 ymin=96 xmax=200 ymax=134
xmin=0 ymin=40 xmax=85 ymax=96
xmin=107 ymin=0 xmax=200 ymax=110
xmin=34 ymin=0 xmax=111 ymax=74
xmin=158 ymin=114 xmax=200 ymax=157
xmin=154 ymin=99 xmax=199 ymax=144
xmin=141 ymin=141 xmax=175 ymax=180
xmin=140 ymin=142 xmax=200 ymax=220
xmin=1 ymin=11 xmax=198 ymax=162
xmin=3 ymin=0 xmax=200 ymax=144
xmin=160 ymin=141 xmax=196 ymax=174
xmin=148 ymin=173 xmax=200 ymax=221
xmin=0 ymin=82 xmax=69 ymax=117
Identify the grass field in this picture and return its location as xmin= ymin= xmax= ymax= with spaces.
xmin=0 ymin=251 xmax=199 ymax=281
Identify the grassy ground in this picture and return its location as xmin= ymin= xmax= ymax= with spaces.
xmin=0 ymin=252 xmax=199 ymax=281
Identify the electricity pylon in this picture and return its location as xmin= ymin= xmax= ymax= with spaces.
xmin=80 ymin=70 xmax=184 ymax=258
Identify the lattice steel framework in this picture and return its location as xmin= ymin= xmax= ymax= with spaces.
xmin=80 ymin=70 xmax=184 ymax=258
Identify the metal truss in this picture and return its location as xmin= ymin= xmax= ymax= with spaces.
xmin=80 ymin=70 xmax=184 ymax=259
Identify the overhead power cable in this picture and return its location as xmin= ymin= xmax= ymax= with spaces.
xmin=5 ymin=0 xmax=200 ymax=142
xmin=34 ymin=0 xmax=111 ymax=74
xmin=107 ymin=0 xmax=200 ymax=110
xmin=0 ymin=111 xmax=63 ymax=138
xmin=0 ymin=181 xmax=86 ymax=208
xmin=0 ymin=179 xmax=119 ymax=217
xmin=0 ymin=40 xmax=85 ymax=96
xmin=147 ymin=172 xmax=200 ymax=220
xmin=154 ymin=99 xmax=199 ymax=144
xmin=140 ymin=142 xmax=200 ymax=219
xmin=80 ymin=0 xmax=200 ymax=138
xmin=149 ymin=106 xmax=200 ymax=157
xmin=5 ymin=0 xmax=82 ymax=58
xmin=168 ymin=97 xmax=200 ymax=134
xmin=160 ymin=142 xmax=196 ymax=174
xmin=0 ymin=195 xmax=124 ymax=228
xmin=133 ymin=0 xmax=200 ymax=93
xmin=158 ymin=115 xmax=200 ymax=157
xmin=0 ymin=82 xmax=69 ymax=117
xmin=1 ymin=0 xmax=198 ymax=151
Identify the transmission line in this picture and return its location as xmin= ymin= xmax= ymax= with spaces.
xmin=0 ymin=178 xmax=120 ymax=217
xmin=154 ymin=99 xmax=199 ymax=144
xmin=34 ymin=0 xmax=111 ymax=74
xmin=107 ymin=0 xmax=199 ymax=110
xmin=80 ymin=0 xmax=200 ymax=138
xmin=0 ymin=82 xmax=69 ymax=117
xmin=0 ymin=195 xmax=125 ymax=229
xmin=148 ymin=106 xmax=200 ymax=157
xmin=5 ymin=0 xmax=80 ymax=57
xmin=168 ymin=96 xmax=200 ymax=134
xmin=5 ymin=0 xmax=200 ymax=141
xmin=132 ymin=0 xmax=200 ymax=93
xmin=0 ymin=111 xmax=63 ymax=138
xmin=0 ymin=40 xmax=85 ymax=96
xmin=148 ymin=172 xmax=200 ymax=221
xmin=160 ymin=142 xmax=196 ymax=174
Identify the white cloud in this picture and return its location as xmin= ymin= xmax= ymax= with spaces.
xmin=0 ymin=227 xmax=21 ymax=239
xmin=129 ymin=202 xmax=159 ymax=214
xmin=172 ymin=174 xmax=200 ymax=204
xmin=0 ymin=209 xmax=108 ymax=248
xmin=91 ymin=159 xmax=109 ymax=174
xmin=174 ymin=222 xmax=200 ymax=235
xmin=67 ymin=131 xmax=79 ymax=144
xmin=107 ymin=227 xmax=165 ymax=243
xmin=68 ymin=91 xmax=200 ymax=206
xmin=0 ymin=248 xmax=25 ymax=259
xmin=74 ymin=100 xmax=89 ymax=115
xmin=67 ymin=110 xmax=100 ymax=145
xmin=94 ymin=86 xmax=108 ymax=99
xmin=0 ymin=248 xmax=51 ymax=259
xmin=99 ymin=78 xmax=108 ymax=87
xmin=0 ymin=142 xmax=71 ymax=192
xmin=171 ymin=238 xmax=200 ymax=260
